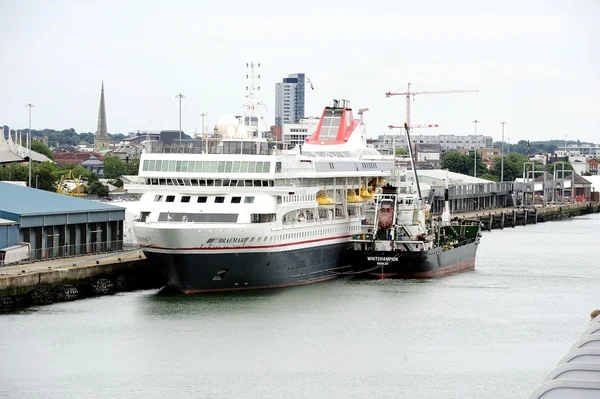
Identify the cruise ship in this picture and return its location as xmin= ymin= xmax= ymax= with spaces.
xmin=128 ymin=92 xmax=394 ymax=292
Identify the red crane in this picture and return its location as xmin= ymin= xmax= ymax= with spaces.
xmin=386 ymin=82 xmax=478 ymax=127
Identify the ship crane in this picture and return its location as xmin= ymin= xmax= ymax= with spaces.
xmin=386 ymin=82 xmax=478 ymax=127
xmin=388 ymin=124 xmax=438 ymax=130
xmin=358 ymin=108 xmax=369 ymax=123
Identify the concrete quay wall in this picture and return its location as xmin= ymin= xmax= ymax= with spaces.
xmin=0 ymin=251 xmax=164 ymax=313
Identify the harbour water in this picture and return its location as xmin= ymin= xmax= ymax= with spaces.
xmin=1 ymin=214 xmax=599 ymax=398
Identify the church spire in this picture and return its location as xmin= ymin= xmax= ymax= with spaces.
xmin=94 ymin=81 xmax=110 ymax=152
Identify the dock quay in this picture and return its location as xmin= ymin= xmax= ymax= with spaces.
xmin=0 ymin=249 xmax=163 ymax=313
xmin=454 ymin=202 xmax=600 ymax=231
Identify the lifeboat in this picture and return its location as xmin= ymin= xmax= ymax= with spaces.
xmin=316 ymin=191 xmax=335 ymax=206
xmin=360 ymin=187 xmax=374 ymax=200
xmin=347 ymin=190 xmax=364 ymax=207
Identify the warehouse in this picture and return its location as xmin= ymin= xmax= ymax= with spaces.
xmin=0 ymin=181 xmax=125 ymax=261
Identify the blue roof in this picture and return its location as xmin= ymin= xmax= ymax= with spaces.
xmin=0 ymin=181 xmax=124 ymax=216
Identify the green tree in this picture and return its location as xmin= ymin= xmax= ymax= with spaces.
xmin=103 ymin=156 xmax=126 ymax=179
xmin=3 ymin=163 xmax=28 ymax=182
xmin=395 ymin=148 xmax=408 ymax=156
xmin=441 ymin=151 xmax=472 ymax=175
xmin=33 ymin=162 xmax=59 ymax=191
xmin=442 ymin=150 xmax=486 ymax=176
xmin=112 ymin=179 xmax=124 ymax=188
xmin=124 ymin=157 xmax=140 ymax=175
xmin=479 ymin=173 xmax=499 ymax=182
xmin=31 ymin=140 xmax=54 ymax=160
xmin=545 ymin=161 xmax=573 ymax=175
xmin=58 ymin=164 xmax=93 ymax=181
xmin=86 ymin=181 xmax=109 ymax=197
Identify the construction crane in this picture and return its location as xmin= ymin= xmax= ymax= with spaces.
xmin=385 ymin=82 xmax=478 ymax=127
xmin=358 ymin=108 xmax=369 ymax=123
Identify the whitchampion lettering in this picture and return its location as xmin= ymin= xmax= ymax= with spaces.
xmin=367 ymin=256 xmax=396 ymax=262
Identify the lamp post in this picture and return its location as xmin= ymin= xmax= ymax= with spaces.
xmin=25 ymin=103 xmax=34 ymax=187
xmin=472 ymin=120 xmax=479 ymax=178
xmin=500 ymin=122 xmax=507 ymax=182
xmin=175 ymin=93 xmax=185 ymax=141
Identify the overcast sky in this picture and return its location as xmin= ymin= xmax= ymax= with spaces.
xmin=1 ymin=0 xmax=598 ymax=143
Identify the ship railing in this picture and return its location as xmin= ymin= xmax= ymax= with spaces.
xmin=280 ymin=215 xmax=359 ymax=227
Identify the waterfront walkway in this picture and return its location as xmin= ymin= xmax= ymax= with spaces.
xmin=0 ymin=248 xmax=145 ymax=277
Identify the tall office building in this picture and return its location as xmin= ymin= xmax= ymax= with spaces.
xmin=275 ymin=73 xmax=305 ymax=126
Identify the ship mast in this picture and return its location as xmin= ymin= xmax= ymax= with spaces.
xmin=403 ymin=122 xmax=422 ymax=201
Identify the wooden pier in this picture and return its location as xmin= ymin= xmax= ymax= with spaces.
xmin=453 ymin=202 xmax=600 ymax=231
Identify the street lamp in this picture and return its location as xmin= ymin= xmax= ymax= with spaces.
xmin=175 ymin=93 xmax=185 ymax=141
xmin=472 ymin=120 xmax=480 ymax=178
xmin=25 ymin=103 xmax=34 ymax=187
xmin=500 ymin=122 xmax=507 ymax=182
xmin=200 ymin=112 xmax=207 ymax=136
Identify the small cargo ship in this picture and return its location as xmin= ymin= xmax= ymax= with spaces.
xmin=349 ymin=123 xmax=482 ymax=279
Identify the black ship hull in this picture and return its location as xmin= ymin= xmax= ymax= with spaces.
xmin=350 ymin=239 xmax=480 ymax=279
xmin=143 ymin=242 xmax=351 ymax=293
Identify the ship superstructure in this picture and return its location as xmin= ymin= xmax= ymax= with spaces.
xmin=349 ymin=123 xmax=482 ymax=278
xmin=130 ymin=95 xmax=394 ymax=293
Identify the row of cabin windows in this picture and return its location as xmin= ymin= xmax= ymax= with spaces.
xmin=206 ymin=225 xmax=361 ymax=244
xmin=142 ymin=160 xmax=271 ymax=174
xmin=145 ymin=178 xmax=274 ymax=187
xmin=362 ymin=162 xmax=377 ymax=168
xmin=156 ymin=195 xmax=255 ymax=204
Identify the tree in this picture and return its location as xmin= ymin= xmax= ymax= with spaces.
xmin=441 ymin=151 xmax=472 ymax=175
xmin=124 ymin=157 xmax=140 ymax=175
xmin=31 ymin=140 xmax=54 ymax=160
xmin=395 ymin=148 xmax=408 ymax=156
xmin=479 ymin=173 xmax=499 ymax=182
xmin=33 ymin=162 xmax=59 ymax=191
xmin=3 ymin=163 xmax=28 ymax=182
xmin=58 ymin=164 xmax=93 ymax=181
xmin=86 ymin=181 xmax=109 ymax=197
xmin=442 ymin=150 xmax=486 ymax=176
xmin=103 ymin=156 xmax=127 ymax=179
xmin=491 ymin=152 xmax=530 ymax=182
xmin=545 ymin=161 xmax=573 ymax=175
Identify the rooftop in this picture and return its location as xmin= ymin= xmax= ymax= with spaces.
xmin=0 ymin=181 xmax=124 ymax=216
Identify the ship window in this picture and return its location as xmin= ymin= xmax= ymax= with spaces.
xmin=248 ymin=161 xmax=256 ymax=173
xmin=155 ymin=160 xmax=162 ymax=171
xmin=210 ymin=162 xmax=218 ymax=173
xmin=225 ymin=161 xmax=233 ymax=173
xmin=181 ymin=196 xmax=191 ymax=203
xmin=181 ymin=161 xmax=188 ymax=172
xmin=255 ymin=161 xmax=263 ymax=173
xmin=166 ymin=195 xmax=175 ymax=202
xmin=149 ymin=160 xmax=155 ymax=171
xmin=168 ymin=161 xmax=176 ymax=172
xmin=160 ymin=161 xmax=167 ymax=172
xmin=262 ymin=162 xmax=270 ymax=173
xmin=175 ymin=161 xmax=182 ymax=172
xmin=215 ymin=196 xmax=225 ymax=203
xmin=232 ymin=161 xmax=241 ymax=173
xmin=143 ymin=160 xmax=149 ymax=171
xmin=231 ymin=197 xmax=241 ymax=203
xmin=202 ymin=161 xmax=210 ymax=173
xmin=244 ymin=196 xmax=255 ymax=203
xmin=217 ymin=161 xmax=225 ymax=173
xmin=275 ymin=162 xmax=282 ymax=173
xmin=197 ymin=196 xmax=207 ymax=203
xmin=192 ymin=161 xmax=199 ymax=172
xmin=154 ymin=195 xmax=163 ymax=202
xmin=240 ymin=161 xmax=248 ymax=173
